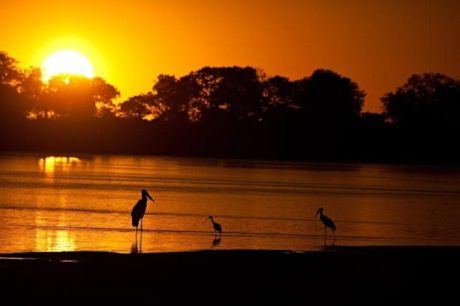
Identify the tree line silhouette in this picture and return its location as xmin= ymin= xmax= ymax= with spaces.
xmin=1 ymin=51 xmax=459 ymax=162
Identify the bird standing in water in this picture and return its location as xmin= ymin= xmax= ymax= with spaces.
xmin=131 ymin=189 xmax=155 ymax=235
xmin=207 ymin=216 xmax=222 ymax=237
xmin=315 ymin=208 xmax=336 ymax=244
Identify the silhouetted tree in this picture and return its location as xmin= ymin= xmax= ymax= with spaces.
xmin=261 ymin=75 xmax=295 ymax=109
xmin=191 ymin=66 xmax=263 ymax=122
xmin=6 ymin=46 xmax=460 ymax=162
xmin=0 ymin=51 xmax=21 ymax=85
xmin=40 ymin=75 xmax=119 ymax=119
xmin=294 ymin=69 xmax=365 ymax=128
xmin=18 ymin=67 xmax=45 ymax=117
xmin=119 ymin=67 xmax=265 ymax=124
xmin=114 ymin=66 xmax=368 ymax=158
xmin=92 ymin=77 xmax=120 ymax=117
xmin=0 ymin=52 xmax=26 ymax=120
xmin=119 ymin=94 xmax=154 ymax=119
xmin=382 ymin=73 xmax=460 ymax=129
xmin=154 ymin=74 xmax=201 ymax=121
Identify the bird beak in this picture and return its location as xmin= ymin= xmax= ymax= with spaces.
xmin=147 ymin=192 xmax=154 ymax=202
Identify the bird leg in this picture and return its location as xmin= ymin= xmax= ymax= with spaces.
xmin=140 ymin=219 xmax=143 ymax=253
xmin=134 ymin=225 xmax=138 ymax=251
xmin=324 ymin=227 xmax=327 ymax=241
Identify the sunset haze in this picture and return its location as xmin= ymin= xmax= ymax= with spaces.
xmin=1 ymin=0 xmax=459 ymax=111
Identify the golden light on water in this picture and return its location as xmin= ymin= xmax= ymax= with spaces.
xmin=34 ymin=212 xmax=75 ymax=252
xmin=39 ymin=156 xmax=82 ymax=173
xmin=35 ymin=229 xmax=76 ymax=252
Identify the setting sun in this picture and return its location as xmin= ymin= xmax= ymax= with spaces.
xmin=42 ymin=49 xmax=95 ymax=81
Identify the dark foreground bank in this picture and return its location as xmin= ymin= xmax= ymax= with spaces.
xmin=1 ymin=247 xmax=459 ymax=305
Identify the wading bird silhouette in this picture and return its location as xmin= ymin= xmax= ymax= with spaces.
xmin=131 ymin=189 xmax=155 ymax=239
xmin=207 ymin=216 xmax=222 ymax=237
xmin=316 ymin=208 xmax=336 ymax=245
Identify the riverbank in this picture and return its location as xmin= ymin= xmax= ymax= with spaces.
xmin=1 ymin=246 xmax=459 ymax=305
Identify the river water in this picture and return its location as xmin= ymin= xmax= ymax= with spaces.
xmin=0 ymin=153 xmax=459 ymax=253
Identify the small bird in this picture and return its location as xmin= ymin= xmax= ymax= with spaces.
xmin=315 ymin=208 xmax=336 ymax=242
xmin=131 ymin=189 xmax=155 ymax=233
xmin=207 ymin=216 xmax=222 ymax=237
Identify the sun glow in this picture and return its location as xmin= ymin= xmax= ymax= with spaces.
xmin=42 ymin=49 xmax=95 ymax=82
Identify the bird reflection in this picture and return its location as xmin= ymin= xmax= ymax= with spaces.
xmin=131 ymin=233 xmax=143 ymax=254
xmin=211 ymin=237 xmax=221 ymax=248
xmin=131 ymin=242 xmax=140 ymax=254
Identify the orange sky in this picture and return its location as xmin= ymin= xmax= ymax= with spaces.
xmin=1 ymin=0 xmax=459 ymax=112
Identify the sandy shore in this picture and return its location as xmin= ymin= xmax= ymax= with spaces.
xmin=1 ymin=246 xmax=459 ymax=305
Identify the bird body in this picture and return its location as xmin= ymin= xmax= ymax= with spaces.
xmin=319 ymin=213 xmax=336 ymax=232
xmin=208 ymin=216 xmax=222 ymax=236
xmin=131 ymin=199 xmax=147 ymax=227
xmin=131 ymin=189 xmax=154 ymax=228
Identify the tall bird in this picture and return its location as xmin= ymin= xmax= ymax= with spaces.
xmin=207 ymin=216 xmax=222 ymax=237
xmin=131 ymin=189 xmax=155 ymax=234
xmin=315 ymin=208 xmax=336 ymax=242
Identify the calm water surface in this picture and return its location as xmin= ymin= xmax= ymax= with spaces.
xmin=0 ymin=153 xmax=459 ymax=253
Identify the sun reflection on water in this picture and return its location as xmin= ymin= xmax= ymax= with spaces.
xmin=34 ymin=211 xmax=75 ymax=252
xmin=35 ymin=229 xmax=75 ymax=252
xmin=38 ymin=156 xmax=82 ymax=174
xmin=35 ymin=230 xmax=76 ymax=252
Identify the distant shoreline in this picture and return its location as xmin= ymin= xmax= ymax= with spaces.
xmin=2 ymin=149 xmax=460 ymax=167
xmin=2 ymin=247 xmax=459 ymax=305
xmin=2 ymin=245 xmax=460 ymax=256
